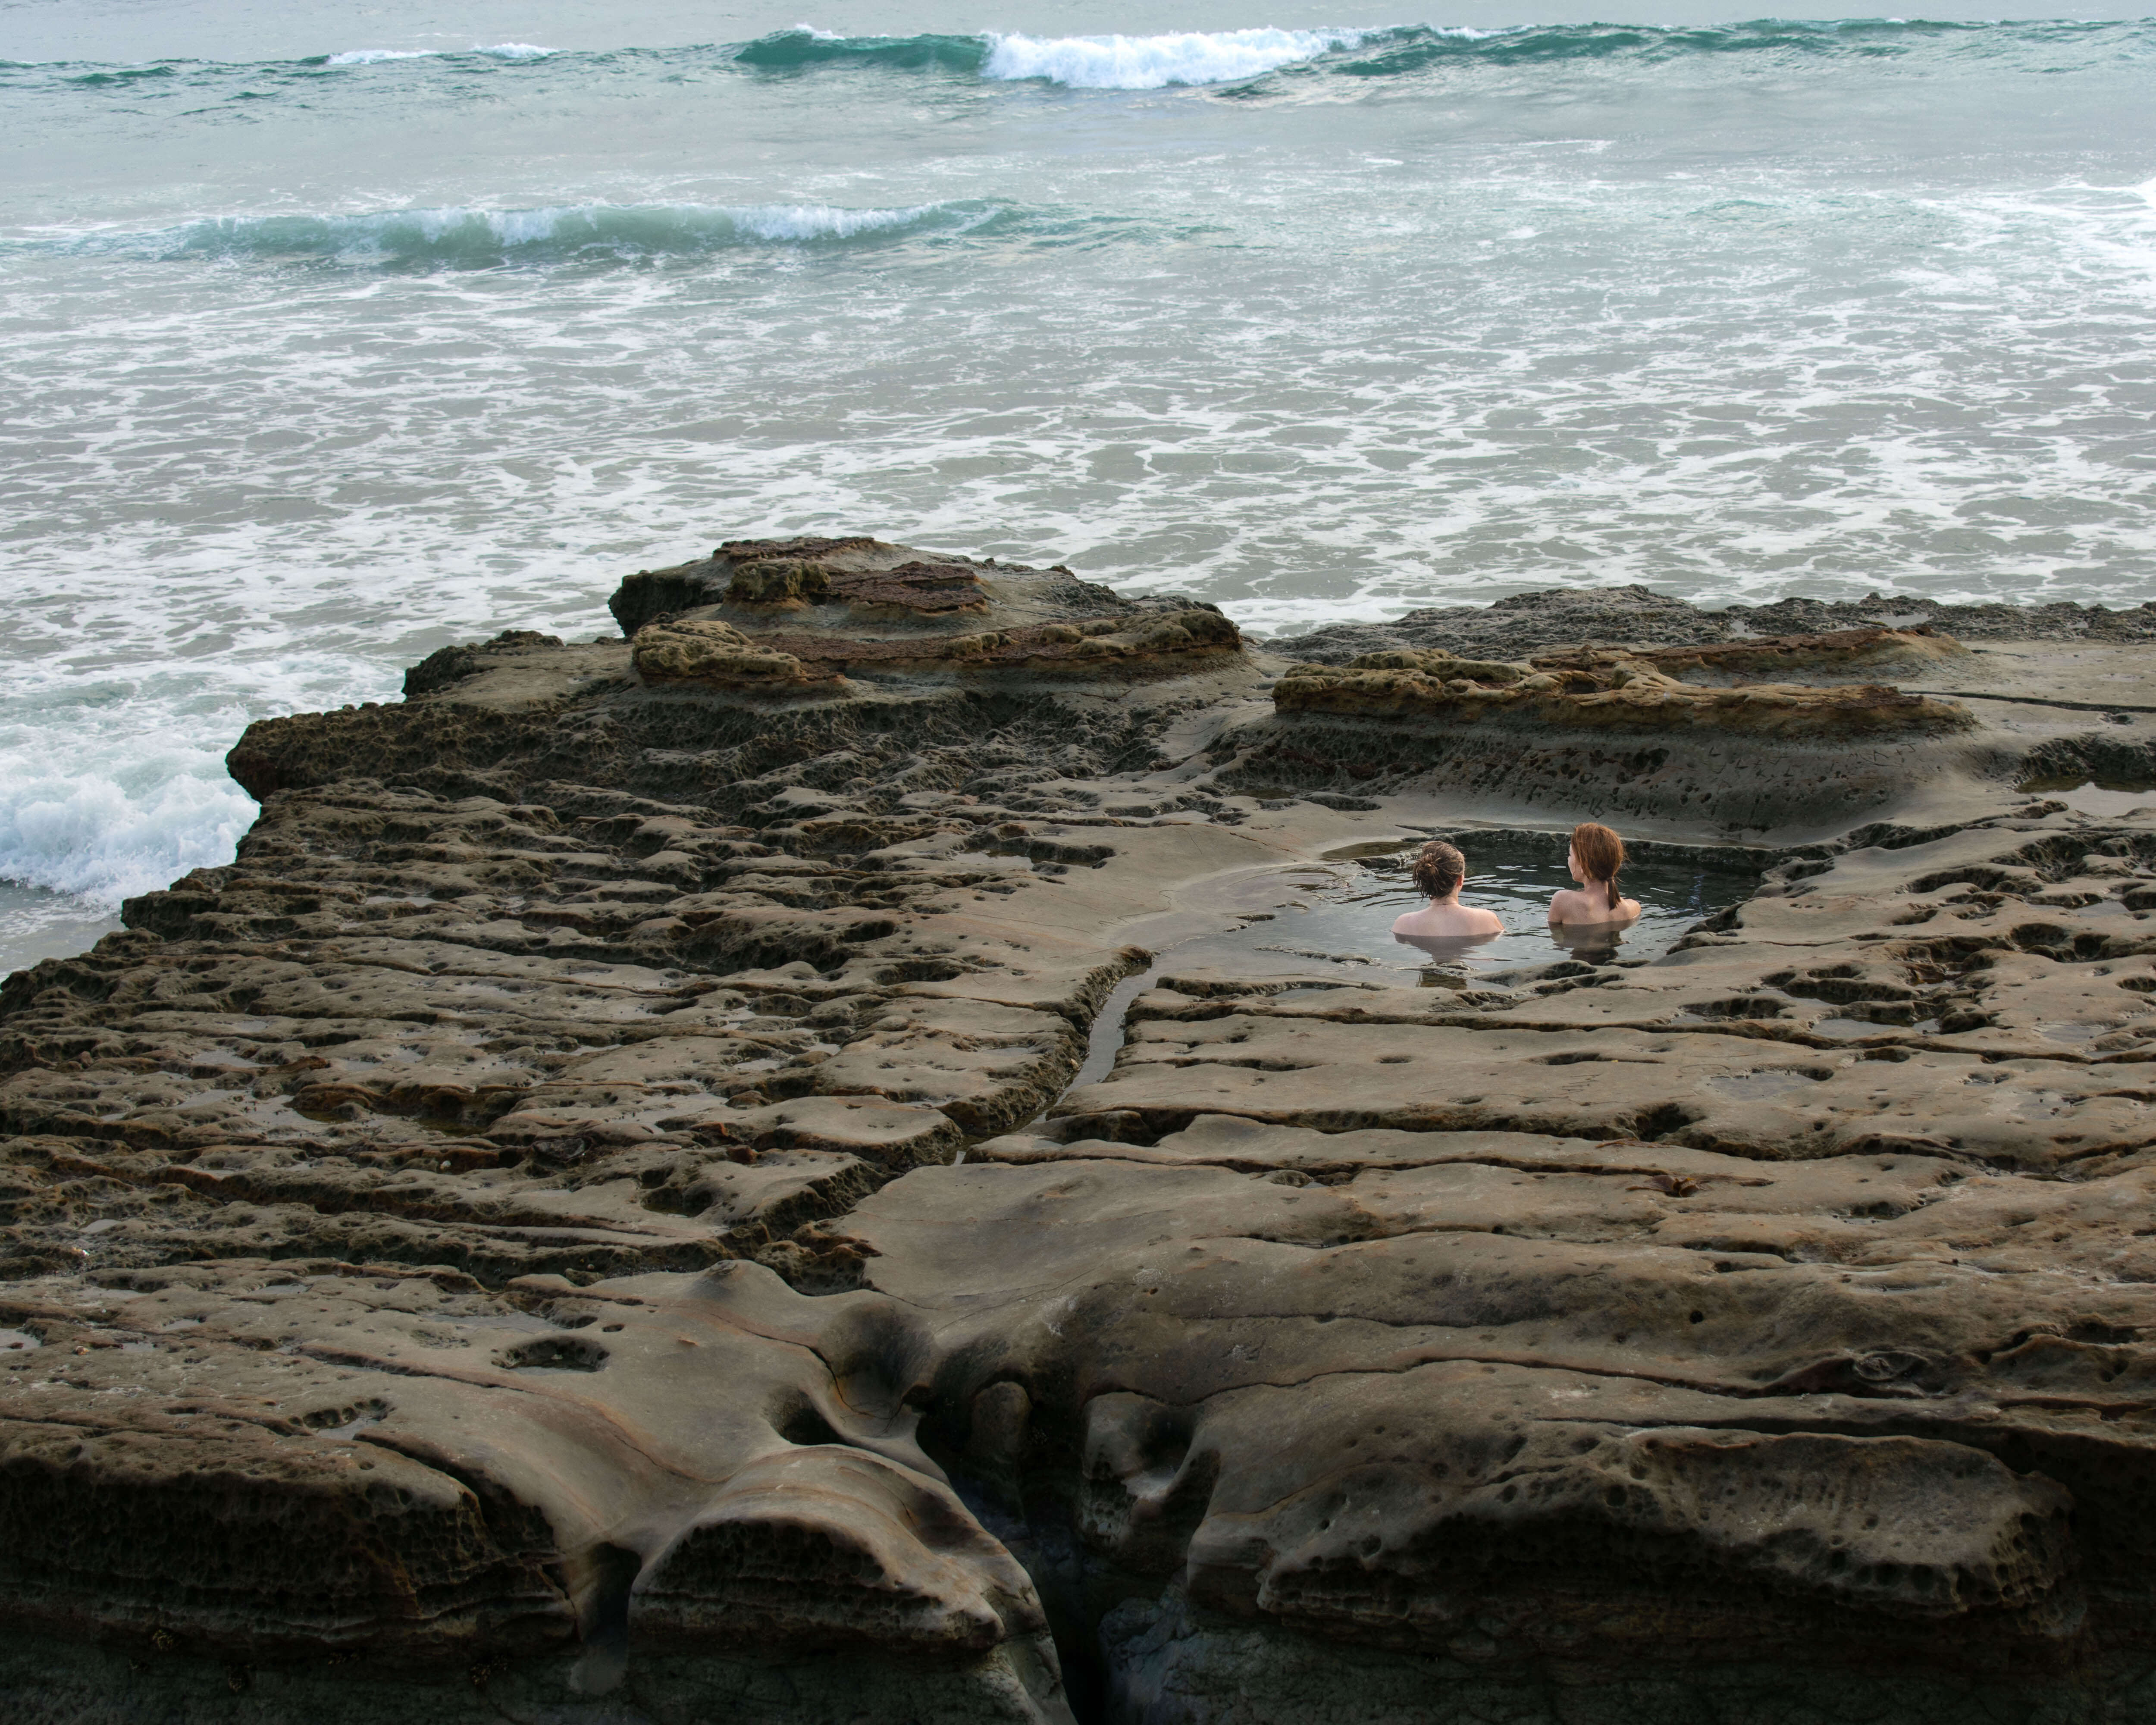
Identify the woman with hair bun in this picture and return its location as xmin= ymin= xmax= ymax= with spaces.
xmin=1548 ymin=822 xmax=1641 ymax=927
xmin=1391 ymin=840 xmax=1504 ymax=941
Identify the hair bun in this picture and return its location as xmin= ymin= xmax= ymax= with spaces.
xmin=1411 ymin=840 xmax=1467 ymax=899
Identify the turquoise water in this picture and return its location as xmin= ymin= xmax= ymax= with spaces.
xmin=3 ymin=1 xmax=2154 ymax=972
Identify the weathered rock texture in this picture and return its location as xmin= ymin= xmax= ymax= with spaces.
xmin=8 ymin=543 xmax=2156 ymax=1724
xmin=1266 ymin=583 xmax=2156 ymax=665
xmin=604 ymin=539 xmax=1242 ymax=697
xmin=1273 ymin=629 xmax=1974 ymax=739
xmin=1223 ymin=620 xmax=2119 ymax=831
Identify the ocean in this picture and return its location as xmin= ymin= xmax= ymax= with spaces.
xmin=2 ymin=0 xmax=2153 ymax=972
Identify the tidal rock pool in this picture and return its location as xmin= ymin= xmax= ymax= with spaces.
xmin=1177 ymin=834 xmax=1764 ymax=982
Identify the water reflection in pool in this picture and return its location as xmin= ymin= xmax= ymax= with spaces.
xmin=1177 ymin=839 xmax=1762 ymax=983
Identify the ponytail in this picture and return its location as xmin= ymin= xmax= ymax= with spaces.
xmin=1570 ymin=822 xmax=1626 ymax=911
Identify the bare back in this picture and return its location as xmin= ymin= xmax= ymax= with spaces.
xmin=1548 ymin=884 xmax=1640 ymax=927
xmin=1394 ymin=900 xmax=1504 ymax=938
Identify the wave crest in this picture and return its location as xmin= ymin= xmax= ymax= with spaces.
xmin=734 ymin=27 xmax=988 ymax=73
xmin=323 ymin=48 xmax=436 ymax=66
xmin=17 ymin=19 xmax=2150 ymax=94
xmin=1289 ymin=16 xmax=2130 ymax=79
xmin=320 ymin=42 xmax=552 ymax=66
xmin=981 ymin=28 xmax=1371 ymax=88
xmin=734 ymin=25 xmax=1374 ymax=87
xmin=33 ymin=200 xmax=992 ymax=265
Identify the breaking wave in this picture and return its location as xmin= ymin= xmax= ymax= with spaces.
xmin=735 ymin=25 xmax=1378 ymax=87
xmin=321 ymin=43 xmax=554 ymax=66
xmin=981 ymin=28 xmax=1375 ymax=88
xmin=23 ymin=200 xmax=1002 ymax=266
xmin=728 ymin=18 xmax=2154 ymax=88
xmin=10 ymin=19 xmax=2150 ymax=97
xmin=0 ymin=732 xmax=254 ymax=911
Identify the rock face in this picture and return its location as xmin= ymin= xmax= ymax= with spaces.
xmin=9 ymin=542 xmax=2156 ymax=1722
xmin=1266 ymin=583 xmax=2156 ymax=665
xmin=613 ymin=539 xmax=1239 ymax=696
xmin=1229 ymin=627 xmax=2007 ymax=830
xmin=1273 ymin=629 xmax=1975 ymax=739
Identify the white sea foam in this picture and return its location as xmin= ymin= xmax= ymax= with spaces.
xmin=982 ymin=28 xmax=1368 ymax=89
xmin=5 ymin=20 xmax=2154 ymax=977
xmin=324 ymin=48 xmax=438 ymax=66
xmin=0 ymin=738 xmax=254 ymax=910
xmin=719 ymin=201 xmax=950 ymax=241
xmin=326 ymin=44 xmax=554 ymax=66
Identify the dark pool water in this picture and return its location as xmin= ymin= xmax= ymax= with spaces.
xmin=1176 ymin=839 xmax=1762 ymax=982
xmin=1045 ymin=839 xmax=1767 ymax=1101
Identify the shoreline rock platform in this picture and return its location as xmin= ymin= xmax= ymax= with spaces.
xmin=8 ymin=539 xmax=2156 ymax=1722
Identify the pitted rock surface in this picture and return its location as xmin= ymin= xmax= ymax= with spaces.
xmin=1266 ymin=583 xmax=2156 ymax=664
xmin=10 ymin=549 xmax=2156 ymax=1724
xmin=1272 ymin=630 xmax=1975 ymax=740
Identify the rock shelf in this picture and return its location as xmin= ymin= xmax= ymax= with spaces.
xmin=8 ymin=546 xmax=2156 ymax=1722
xmin=1272 ymin=629 xmax=1976 ymax=740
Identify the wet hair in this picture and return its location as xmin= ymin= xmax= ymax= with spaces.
xmin=1570 ymin=822 xmax=1626 ymax=912
xmin=1411 ymin=840 xmax=1467 ymax=899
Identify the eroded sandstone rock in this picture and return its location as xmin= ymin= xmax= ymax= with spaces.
xmin=1223 ymin=627 xmax=2011 ymax=829
xmin=11 ymin=556 xmax=2156 ymax=1723
xmin=611 ymin=535 xmax=1242 ymax=696
xmin=727 ymin=556 xmax=991 ymax=616
xmin=1274 ymin=631 xmax=1974 ymax=740
xmin=631 ymin=619 xmax=838 ymax=688
xmin=1267 ymin=582 xmax=2156 ymax=665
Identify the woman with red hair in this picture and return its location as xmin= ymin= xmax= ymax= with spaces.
xmin=1549 ymin=822 xmax=1641 ymax=928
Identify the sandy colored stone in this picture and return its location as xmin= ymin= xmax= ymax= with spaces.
xmin=630 ymin=619 xmax=836 ymax=688
xmin=1275 ymin=631 xmax=1974 ymax=740
xmin=19 ymin=558 xmax=2156 ymax=1721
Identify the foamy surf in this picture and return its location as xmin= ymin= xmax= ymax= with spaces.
xmin=4 ymin=3 xmax=2154 ymax=982
xmin=730 ymin=24 xmax=1386 ymax=85
xmin=0 ymin=737 xmax=253 ymax=911
xmin=323 ymin=49 xmax=437 ymax=66
xmin=323 ymin=43 xmax=552 ymax=66
xmin=980 ymin=28 xmax=1372 ymax=89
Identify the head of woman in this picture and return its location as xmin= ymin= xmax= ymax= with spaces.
xmin=1411 ymin=840 xmax=1467 ymax=901
xmin=1569 ymin=822 xmax=1625 ymax=911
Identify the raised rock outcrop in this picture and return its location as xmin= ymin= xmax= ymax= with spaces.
xmin=9 ymin=546 xmax=2156 ymax=1723
xmin=632 ymin=618 xmax=844 ymax=688
xmin=611 ymin=538 xmax=1240 ymax=696
xmin=1227 ymin=627 xmax=2005 ymax=830
xmin=1273 ymin=630 xmax=1974 ymax=740
xmin=1267 ymin=582 xmax=2156 ymax=665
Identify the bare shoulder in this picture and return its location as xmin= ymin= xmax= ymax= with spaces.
xmin=1473 ymin=906 xmax=1505 ymax=932
xmin=1551 ymin=886 xmax=1639 ymax=928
